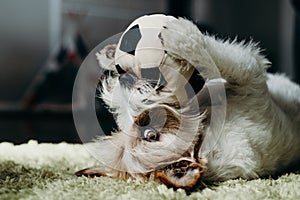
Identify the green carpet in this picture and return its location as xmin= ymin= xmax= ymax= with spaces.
xmin=1 ymin=140 xmax=300 ymax=200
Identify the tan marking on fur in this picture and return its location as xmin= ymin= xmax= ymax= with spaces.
xmin=134 ymin=107 xmax=180 ymax=133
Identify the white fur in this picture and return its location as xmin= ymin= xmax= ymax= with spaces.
xmin=96 ymin=17 xmax=300 ymax=182
xmin=160 ymin=18 xmax=300 ymax=181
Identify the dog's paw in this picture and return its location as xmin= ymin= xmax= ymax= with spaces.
xmin=96 ymin=44 xmax=117 ymax=70
xmin=160 ymin=18 xmax=205 ymax=61
xmin=160 ymin=18 xmax=220 ymax=79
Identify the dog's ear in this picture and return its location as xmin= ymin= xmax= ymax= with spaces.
xmin=75 ymin=166 xmax=109 ymax=177
xmin=75 ymin=135 xmax=127 ymax=178
xmin=75 ymin=137 xmax=121 ymax=178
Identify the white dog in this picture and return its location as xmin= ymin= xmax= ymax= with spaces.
xmin=76 ymin=15 xmax=300 ymax=190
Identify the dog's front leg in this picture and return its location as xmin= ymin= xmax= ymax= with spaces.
xmin=160 ymin=18 xmax=270 ymax=95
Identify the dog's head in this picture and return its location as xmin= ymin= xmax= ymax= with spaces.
xmin=76 ymin=15 xmax=224 ymax=190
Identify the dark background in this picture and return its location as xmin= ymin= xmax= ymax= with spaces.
xmin=0 ymin=0 xmax=299 ymax=144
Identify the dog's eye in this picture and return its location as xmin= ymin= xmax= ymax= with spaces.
xmin=142 ymin=127 xmax=159 ymax=142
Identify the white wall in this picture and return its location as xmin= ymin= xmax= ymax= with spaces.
xmin=0 ymin=0 xmax=296 ymax=103
xmin=0 ymin=1 xmax=50 ymax=102
xmin=0 ymin=0 xmax=168 ymax=104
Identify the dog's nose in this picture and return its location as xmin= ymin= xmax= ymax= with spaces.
xmin=119 ymin=72 xmax=138 ymax=88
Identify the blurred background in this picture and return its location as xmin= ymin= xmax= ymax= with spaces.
xmin=0 ymin=0 xmax=299 ymax=144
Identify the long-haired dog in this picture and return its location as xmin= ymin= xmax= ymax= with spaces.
xmin=76 ymin=15 xmax=300 ymax=190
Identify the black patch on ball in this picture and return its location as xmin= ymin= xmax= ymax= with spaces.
xmin=115 ymin=64 xmax=126 ymax=74
xmin=119 ymin=24 xmax=141 ymax=55
xmin=185 ymin=68 xmax=205 ymax=98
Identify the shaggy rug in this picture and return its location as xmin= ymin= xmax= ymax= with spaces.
xmin=1 ymin=140 xmax=300 ymax=200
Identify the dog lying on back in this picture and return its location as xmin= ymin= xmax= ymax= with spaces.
xmin=76 ymin=15 xmax=300 ymax=190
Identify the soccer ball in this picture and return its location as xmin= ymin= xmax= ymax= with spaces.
xmin=114 ymin=14 xmax=175 ymax=77
xmin=114 ymin=14 xmax=205 ymax=103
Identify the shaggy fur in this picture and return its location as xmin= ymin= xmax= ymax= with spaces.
xmin=77 ymin=16 xmax=300 ymax=189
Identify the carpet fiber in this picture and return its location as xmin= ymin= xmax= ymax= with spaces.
xmin=1 ymin=140 xmax=300 ymax=200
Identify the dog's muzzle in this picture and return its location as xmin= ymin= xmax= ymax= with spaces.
xmin=153 ymin=157 xmax=207 ymax=190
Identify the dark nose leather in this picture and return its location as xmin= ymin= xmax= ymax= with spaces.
xmin=119 ymin=72 xmax=138 ymax=88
